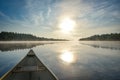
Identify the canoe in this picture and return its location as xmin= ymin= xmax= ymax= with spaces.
xmin=1 ymin=49 xmax=58 ymax=80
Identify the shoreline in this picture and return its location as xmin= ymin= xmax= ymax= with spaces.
xmin=0 ymin=41 xmax=66 ymax=44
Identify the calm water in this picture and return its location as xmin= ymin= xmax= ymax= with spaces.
xmin=0 ymin=41 xmax=120 ymax=80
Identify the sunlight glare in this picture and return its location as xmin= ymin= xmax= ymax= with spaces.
xmin=60 ymin=50 xmax=75 ymax=63
xmin=59 ymin=18 xmax=76 ymax=34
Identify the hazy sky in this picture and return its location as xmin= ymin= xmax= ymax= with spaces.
xmin=0 ymin=0 xmax=120 ymax=40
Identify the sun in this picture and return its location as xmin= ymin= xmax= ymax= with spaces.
xmin=59 ymin=18 xmax=76 ymax=34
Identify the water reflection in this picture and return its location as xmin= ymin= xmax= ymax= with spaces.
xmin=80 ymin=41 xmax=120 ymax=50
xmin=0 ymin=41 xmax=120 ymax=80
xmin=60 ymin=50 xmax=75 ymax=63
xmin=0 ymin=42 xmax=54 ymax=52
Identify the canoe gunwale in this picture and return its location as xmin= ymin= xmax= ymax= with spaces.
xmin=0 ymin=51 xmax=28 ymax=80
xmin=1 ymin=49 xmax=59 ymax=80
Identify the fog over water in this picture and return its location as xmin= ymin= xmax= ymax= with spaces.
xmin=0 ymin=41 xmax=120 ymax=80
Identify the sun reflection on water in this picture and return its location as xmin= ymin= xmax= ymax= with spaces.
xmin=60 ymin=50 xmax=75 ymax=63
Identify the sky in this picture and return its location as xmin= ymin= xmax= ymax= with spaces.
xmin=0 ymin=0 xmax=120 ymax=40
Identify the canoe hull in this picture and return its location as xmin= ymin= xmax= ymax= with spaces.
xmin=1 ymin=49 xmax=58 ymax=80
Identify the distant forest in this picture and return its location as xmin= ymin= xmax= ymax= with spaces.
xmin=79 ymin=33 xmax=120 ymax=41
xmin=0 ymin=31 xmax=68 ymax=41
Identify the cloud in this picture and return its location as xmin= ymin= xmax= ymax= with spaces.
xmin=0 ymin=11 xmax=12 ymax=22
xmin=57 ymin=0 xmax=92 ymax=18
xmin=0 ymin=11 xmax=9 ymax=19
xmin=47 ymin=7 xmax=52 ymax=17
xmin=25 ymin=0 xmax=58 ymax=28
xmin=55 ymin=0 xmax=120 ymax=39
xmin=0 ymin=0 xmax=119 ymax=39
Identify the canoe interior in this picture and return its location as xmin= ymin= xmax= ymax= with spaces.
xmin=1 ymin=49 xmax=58 ymax=80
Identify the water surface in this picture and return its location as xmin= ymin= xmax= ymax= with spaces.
xmin=0 ymin=41 xmax=120 ymax=80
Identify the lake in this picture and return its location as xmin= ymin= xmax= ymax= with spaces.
xmin=0 ymin=41 xmax=120 ymax=80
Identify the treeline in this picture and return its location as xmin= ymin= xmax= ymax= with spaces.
xmin=79 ymin=33 xmax=120 ymax=41
xmin=0 ymin=31 xmax=68 ymax=41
